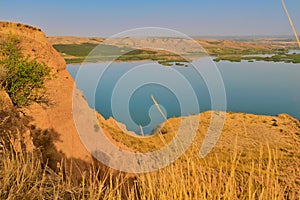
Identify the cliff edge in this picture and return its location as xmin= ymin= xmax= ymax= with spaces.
xmin=0 ymin=21 xmax=91 ymax=165
xmin=0 ymin=22 xmax=65 ymax=71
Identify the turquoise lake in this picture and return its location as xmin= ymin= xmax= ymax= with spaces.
xmin=67 ymin=58 xmax=300 ymax=134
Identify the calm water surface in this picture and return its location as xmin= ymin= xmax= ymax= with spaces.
xmin=67 ymin=58 xmax=300 ymax=134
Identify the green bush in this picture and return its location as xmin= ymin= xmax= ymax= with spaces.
xmin=0 ymin=36 xmax=51 ymax=107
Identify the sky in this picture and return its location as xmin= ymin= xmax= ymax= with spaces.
xmin=0 ymin=0 xmax=299 ymax=37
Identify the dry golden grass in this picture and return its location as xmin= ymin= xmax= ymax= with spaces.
xmin=96 ymin=111 xmax=300 ymax=199
xmin=1 ymin=135 xmax=299 ymax=199
xmin=1 ymin=111 xmax=299 ymax=199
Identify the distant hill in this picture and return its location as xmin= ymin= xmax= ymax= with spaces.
xmin=48 ymin=36 xmax=295 ymax=64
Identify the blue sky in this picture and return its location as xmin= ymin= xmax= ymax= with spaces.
xmin=0 ymin=0 xmax=299 ymax=37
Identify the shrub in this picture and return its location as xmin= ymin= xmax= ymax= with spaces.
xmin=0 ymin=36 xmax=51 ymax=106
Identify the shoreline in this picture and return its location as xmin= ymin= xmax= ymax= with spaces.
xmin=65 ymin=55 xmax=209 ymax=66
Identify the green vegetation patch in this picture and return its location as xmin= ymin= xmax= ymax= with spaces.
xmin=117 ymin=49 xmax=190 ymax=65
xmin=214 ymin=56 xmax=242 ymax=62
xmin=0 ymin=36 xmax=51 ymax=106
xmin=53 ymin=43 xmax=133 ymax=57
xmin=214 ymin=53 xmax=300 ymax=63
xmin=207 ymin=47 xmax=287 ymax=56
xmin=54 ymin=43 xmax=191 ymax=65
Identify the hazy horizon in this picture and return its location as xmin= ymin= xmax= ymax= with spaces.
xmin=46 ymin=34 xmax=297 ymax=39
xmin=1 ymin=0 xmax=299 ymax=38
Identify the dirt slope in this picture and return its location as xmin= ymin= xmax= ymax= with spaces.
xmin=0 ymin=22 xmax=92 ymax=164
xmin=0 ymin=22 xmax=65 ymax=71
xmin=99 ymin=111 xmax=300 ymax=156
xmin=98 ymin=111 xmax=300 ymax=194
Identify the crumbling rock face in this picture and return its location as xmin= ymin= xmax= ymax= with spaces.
xmin=0 ymin=89 xmax=33 ymax=153
xmin=0 ymin=89 xmax=13 ymax=111
xmin=0 ymin=21 xmax=91 ymax=165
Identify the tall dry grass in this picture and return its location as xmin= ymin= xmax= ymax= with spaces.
xmin=1 ymin=132 xmax=298 ymax=200
xmin=0 ymin=141 xmax=129 ymax=200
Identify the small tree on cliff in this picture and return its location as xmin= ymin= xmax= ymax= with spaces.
xmin=0 ymin=35 xmax=51 ymax=107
